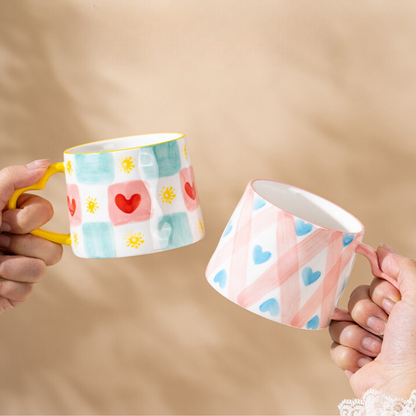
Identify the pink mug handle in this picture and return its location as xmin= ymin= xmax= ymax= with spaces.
xmin=331 ymin=242 xmax=398 ymax=322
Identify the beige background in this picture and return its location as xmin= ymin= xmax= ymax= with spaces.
xmin=1 ymin=0 xmax=416 ymax=414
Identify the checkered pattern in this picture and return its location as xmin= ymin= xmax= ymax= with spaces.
xmin=64 ymin=137 xmax=204 ymax=258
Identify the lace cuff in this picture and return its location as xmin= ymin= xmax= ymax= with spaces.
xmin=339 ymin=389 xmax=416 ymax=415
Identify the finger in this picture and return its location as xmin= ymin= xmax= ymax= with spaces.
xmin=0 ymin=255 xmax=46 ymax=283
xmin=369 ymin=277 xmax=401 ymax=315
xmin=348 ymin=284 xmax=388 ymax=336
xmin=0 ymin=296 xmax=26 ymax=313
xmin=329 ymin=320 xmax=382 ymax=357
xmin=0 ymin=233 xmax=62 ymax=266
xmin=330 ymin=342 xmax=373 ymax=373
xmin=1 ymin=194 xmax=54 ymax=234
xmin=0 ymin=278 xmax=34 ymax=304
xmin=378 ymin=244 xmax=416 ymax=299
xmin=0 ymin=160 xmax=50 ymax=212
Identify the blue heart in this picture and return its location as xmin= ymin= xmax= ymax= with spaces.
xmin=295 ymin=219 xmax=313 ymax=236
xmin=253 ymin=245 xmax=272 ymax=265
xmin=259 ymin=298 xmax=279 ymax=317
xmin=302 ymin=267 xmax=321 ymax=286
xmin=306 ymin=315 xmax=320 ymax=330
xmin=343 ymin=233 xmax=355 ymax=247
xmin=253 ymin=196 xmax=266 ymax=211
xmin=213 ymin=270 xmax=227 ymax=289
xmin=222 ymin=221 xmax=233 ymax=238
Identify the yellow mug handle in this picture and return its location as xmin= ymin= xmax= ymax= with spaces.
xmin=7 ymin=162 xmax=72 ymax=246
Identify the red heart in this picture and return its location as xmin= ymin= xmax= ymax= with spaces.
xmin=67 ymin=197 xmax=76 ymax=216
xmin=115 ymin=193 xmax=141 ymax=214
xmin=185 ymin=182 xmax=196 ymax=200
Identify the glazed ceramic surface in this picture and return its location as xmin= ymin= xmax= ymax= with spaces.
xmin=62 ymin=133 xmax=204 ymax=258
xmin=206 ymin=179 xmax=365 ymax=330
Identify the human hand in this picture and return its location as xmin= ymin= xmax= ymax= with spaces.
xmin=0 ymin=160 xmax=63 ymax=313
xmin=329 ymin=244 xmax=416 ymax=399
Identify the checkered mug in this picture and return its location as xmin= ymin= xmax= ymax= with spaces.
xmin=206 ymin=179 xmax=397 ymax=330
xmin=8 ymin=133 xmax=205 ymax=258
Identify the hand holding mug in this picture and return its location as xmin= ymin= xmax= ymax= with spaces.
xmin=8 ymin=133 xmax=204 ymax=259
xmin=0 ymin=161 xmax=63 ymax=312
xmin=330 ymin=245 xmax=416 ymax=399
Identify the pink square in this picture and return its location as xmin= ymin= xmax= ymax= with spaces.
xmin=108 ymin=180 xmax=152 ymax=226
xmin=180 ymin=167 xmax=199 ymax=212
xmin=67 ymin=184 xmax=82 ymax=226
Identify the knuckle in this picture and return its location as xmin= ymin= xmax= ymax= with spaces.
xmin=0 ymin=280 xmax=33 ymax=303
xmin=31 ymin=259 xmax=46 ymax=281
xmin=340 ymin=325 xmax=360 ymax=347
xmin=350 ymin=285 xmax=369 ymax=300
xmin=349 ymin=300 xmax=367 ymax=319
xmin=330 ymin=342 xmax=350 ymax=368
xmin=399 ymin=258 xmax=416 ymax=280
xmin=45 ymin=243 xmax=63 ymax=266
xmin=0 ymin=257 xmax=46 ymax=282
xmin=336 ymin=346 xmax=352 ymax=366
xmin=40 ymin=198 xmax=54 ymax=222
xmin=0 ymin=166 xmax=14 ymax=183
xmin=371 ymin=279 xmax=399 ymax=303
xmin=18 ymin=283 xmax=34 ymax=301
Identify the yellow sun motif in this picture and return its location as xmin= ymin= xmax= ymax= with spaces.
xmin=125 ymin=232 xmax=145 ymax=249
xmin=65 ymin=160 xmax=73 ymax=176
xmin=182 ymin=144 xmax=188 ymax=160
xmin=73 ymin=232 xmax=79 ymax=248
xmin=198 ymin=219 xmax=204 ymax=234
xmin=160 ymin=186 xmax=176 ymax=204
xmin=86 ymin=197 xmax=99 ymax=214
xmin=119 ymin=156 xmax=136 ymax=174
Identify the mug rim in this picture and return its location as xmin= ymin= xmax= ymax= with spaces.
xmin=64 ymin=132 xmax=185 ymax=155
xmin=250 ymin=178 xmax=365 ymax=235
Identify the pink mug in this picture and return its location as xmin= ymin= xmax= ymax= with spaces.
xmin=205 ymin=179 xmax=396 ymax=330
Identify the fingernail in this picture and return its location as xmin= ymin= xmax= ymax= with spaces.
xmin=362 ymin=336 xmax=382 ymax=354
xmin=358 ymin=357 xmax=373 ymax=368
xmin=380 ymin=243 xmax=398 ymax=254
xmin=26 ymin=159 xmax=49 ymax=170
xmin=382 ymin=298 xmax=396 ymax=314
xmin=0 ymin=222 xmax=11 ymax=232
xmin=0 ymin=234 xmax=10 ymax=248
xmin=367 ymin=316 xmax=387 ymax=335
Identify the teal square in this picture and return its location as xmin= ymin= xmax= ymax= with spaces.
xmin=158 ymin=212 xmax=193 ymax=250
xmin=141 ymin=141 xmax=181 ymax=179
xmin=83 ymin=222 xmax=116 ymax=258
xmin=75 ymin=153 xmax=115 ymax=185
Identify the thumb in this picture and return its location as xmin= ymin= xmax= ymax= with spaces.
xmin=0 ymin=160 xmax=50 ymax=211
xmin=378 ymin=244 xmax=416 ymax=300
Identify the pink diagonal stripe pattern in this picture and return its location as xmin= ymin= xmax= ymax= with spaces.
xmin=319 ymin=232 xmax=344 ymax=328
xmin=289 ymin=241 xmax=356 ymax=328
xmin=228 ymin=187 xmax=255 ymax=301
xmin=205 ymin=205 xmax=277 ymax=277
xmin=276 ymin=210 xmax=300 ymax=325
xmin=237 ymin=228 xmax=331 ymax=308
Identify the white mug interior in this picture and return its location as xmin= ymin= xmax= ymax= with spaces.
xmin=252 ymin=180 xmax=364 ymax=234
xmin=65 ymin=133 xmax=184 ymax=154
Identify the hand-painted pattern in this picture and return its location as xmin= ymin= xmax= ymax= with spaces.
xmin=119 ymin=156 xmax=135 ymax=174
xmin=160 ymin=186 xmax=176 ymax=204
xmin=64 ymin=136 xmax=204 ymax=258
xmin=86 ymin=197 xmax=99 ymax=214
xmin=206 ymin=184 xmax=363 ymax=329
xmin=124 ymin=232 xmax=145 ymax=249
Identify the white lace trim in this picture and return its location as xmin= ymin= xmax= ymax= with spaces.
xmin=339 ymin=389 xmax=416 ymax=415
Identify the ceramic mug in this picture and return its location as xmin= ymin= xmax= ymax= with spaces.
xmin=205 ymin=179 xmax=396 ymax=330
xmin=8 ymin=133 xmax=205 ymax=258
